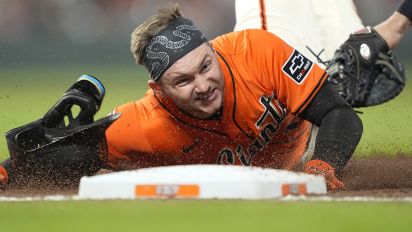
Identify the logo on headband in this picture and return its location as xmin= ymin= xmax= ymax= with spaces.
xmin=143 ymin=17 xmax=208 ymax=81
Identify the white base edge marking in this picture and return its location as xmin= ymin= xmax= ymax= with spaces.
xmin=1 ymin=195 xmax=412 ymax=202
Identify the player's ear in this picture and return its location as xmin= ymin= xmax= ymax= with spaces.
xmin=148 ymin=80 xmax=163 ymax=95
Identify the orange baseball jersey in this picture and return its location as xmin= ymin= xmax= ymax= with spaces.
xmin=105 ymin=29 xmax=328 ymax=170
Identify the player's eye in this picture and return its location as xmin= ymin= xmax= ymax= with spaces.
xmin=175 ymin=77 xmax=190 ymax=87
xmin=200 ymin=61 xmax=211 ymax=73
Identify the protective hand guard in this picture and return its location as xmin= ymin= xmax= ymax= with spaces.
xmin=4 ymin=75 xmax=120 ymax=188
xmin=327 ymin=26 xmax=406 ymax=107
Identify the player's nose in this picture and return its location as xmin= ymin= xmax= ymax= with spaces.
xmin=194 ymin=74 xmax=210 ymax=94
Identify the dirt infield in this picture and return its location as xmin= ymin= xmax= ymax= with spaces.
xmin=331 ymin=155 xmax=412 ymax=197
xmin=1 ymin=155 xmax=412 ymax=198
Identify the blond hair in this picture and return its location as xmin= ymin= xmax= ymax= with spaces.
xmin=130 ymin=5 xmax=182 ymax=65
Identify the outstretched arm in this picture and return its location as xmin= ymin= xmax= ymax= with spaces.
xmin=299 ymin=82 xmax=363 ymax=191
xmin=326 ymin=0 xmax=409 ymax=108
xmin=375 ymin=0 xmax=412 ymax=49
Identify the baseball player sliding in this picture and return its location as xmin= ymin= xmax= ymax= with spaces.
xmin=0 ymin=1 xmax=410 ymax=192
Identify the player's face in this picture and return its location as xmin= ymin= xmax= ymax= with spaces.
xmin=150 ymin=42 xmax=225 ymax=119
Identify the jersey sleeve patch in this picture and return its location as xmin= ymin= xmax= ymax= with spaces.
xmin=282 ymin=50 xmax=313 ymax=85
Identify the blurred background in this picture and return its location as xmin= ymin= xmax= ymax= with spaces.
xmin=0 ymin=0 xmax=235 ymax=66
xmin=0 ymin=0 xmax=411 ymax=159
xmin=0 ymin=0 xmax=410 ymax=67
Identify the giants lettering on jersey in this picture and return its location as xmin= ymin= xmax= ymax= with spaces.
xmin=217 ymin=95 xmax=286 ymax=166
xmin=282 ymin=50 xmax=313 ymax=84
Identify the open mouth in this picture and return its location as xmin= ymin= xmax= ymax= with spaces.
xmin=197 ymin=88 xmax=217 ymax=103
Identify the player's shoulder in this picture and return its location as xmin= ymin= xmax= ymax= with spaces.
xmin=212 ymin=29 xmax=283 ymax=55
xmin=111 ymin=89 xmax=164 ymax=120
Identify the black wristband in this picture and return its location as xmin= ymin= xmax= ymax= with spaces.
xmin=397 ymin=0 xmax=412 ymax=22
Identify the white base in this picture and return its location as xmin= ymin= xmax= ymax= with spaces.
xmin=78 ymin=165 xmax=327 ymax=199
